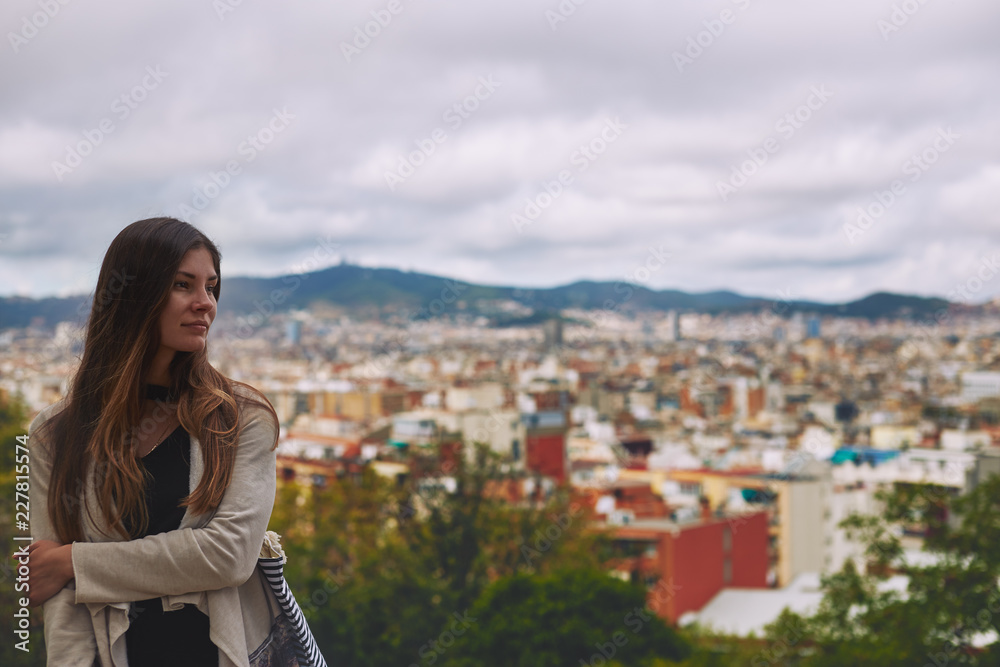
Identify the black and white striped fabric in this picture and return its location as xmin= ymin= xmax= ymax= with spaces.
xmin=257 ymin=556 xmax=329 ymax=667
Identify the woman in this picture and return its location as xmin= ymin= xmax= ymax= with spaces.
xmin=24 ymin=218 xmax=283 ymax=666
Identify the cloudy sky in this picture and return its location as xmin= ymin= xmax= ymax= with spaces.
xmin=2 ymin=0 xmax=998 ymax=304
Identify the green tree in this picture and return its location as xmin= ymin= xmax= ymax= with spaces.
xmin=675 ymin=622 xmax=795 ymax=667
xmin=267 ymin=462 xmax=437 ymax=667
xmin=441 ymin=568 xmax=691 ymax=667
xmin=767 ymin=477 xmax=1000 ymax=666
xmin=266 ymin=442 xmax=612 ymax=666
xmin=396 ymin=442 xmax=609 ymax=610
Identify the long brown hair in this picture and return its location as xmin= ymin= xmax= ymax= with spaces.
xmin=38 ymin=217 xmax=279 ymax=542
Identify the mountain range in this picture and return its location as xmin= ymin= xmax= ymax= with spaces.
xmin=0 ymin=262 xmax=964 ymax=330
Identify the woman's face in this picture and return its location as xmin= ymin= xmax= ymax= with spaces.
xmin=157 ymin=247 xmax=218 ymax=358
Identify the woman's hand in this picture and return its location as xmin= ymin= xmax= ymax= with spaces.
xmin=15 ymin=540 xmax=75 ymax=608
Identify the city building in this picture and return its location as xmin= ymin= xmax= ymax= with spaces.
xmin=608 ymin=511 xmax=770 ymax=623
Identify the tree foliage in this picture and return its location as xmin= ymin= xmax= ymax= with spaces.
xmin=267 ymin=442 xmax=623 ymax=666
xmin=442 ymin=568 xmax=691 ymax=667
xmin=758 ymin=478 xmax=1000 ymax=666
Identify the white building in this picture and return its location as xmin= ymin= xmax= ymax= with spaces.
xmin=870 ymin=425 xmax=920 ymax=450
xmin=962 ymin=371 xmax=1000 ymax=402
xmin=940 ymin=429 xmax=992 ymax=452
xmin=445 ymin=383 xmax=504 ymax=411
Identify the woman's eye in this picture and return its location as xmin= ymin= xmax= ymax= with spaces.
xmin=175 ymin=281 xmax=217 ymax=295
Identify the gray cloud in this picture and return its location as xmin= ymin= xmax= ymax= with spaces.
xmin=2 ymin=0 xmax=998 ymax=303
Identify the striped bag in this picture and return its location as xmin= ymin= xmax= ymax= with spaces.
xmin=252 ymin=530 xmax=329 ymax=667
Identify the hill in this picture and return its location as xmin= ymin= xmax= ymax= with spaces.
xmin=0 ymin=263 xmax=956 ymax=329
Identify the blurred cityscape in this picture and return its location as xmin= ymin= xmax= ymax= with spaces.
xmin=7 ymin=280 xmax=1000 ymax=645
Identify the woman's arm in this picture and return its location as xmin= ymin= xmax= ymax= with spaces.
xmin=26 ymin=402 xmax=101 ymax=666
xmin=69 ymin=405 xmax=279 ymax=604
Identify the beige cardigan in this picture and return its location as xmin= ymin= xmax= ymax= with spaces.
xmin=28 ymin=389 xmax=281 ymax=667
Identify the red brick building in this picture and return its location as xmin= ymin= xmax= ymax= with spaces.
xmin=523 ymin=410 xmax=568 ymax=484
xmin=608 ymin=511 xmax=770 ymax=623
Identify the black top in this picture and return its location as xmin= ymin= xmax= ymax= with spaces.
xmin=123 ymin=383 xmax=218 ymax=667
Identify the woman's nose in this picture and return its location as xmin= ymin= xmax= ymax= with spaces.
xmin=194 ymin=287 xmax=215 ymax=310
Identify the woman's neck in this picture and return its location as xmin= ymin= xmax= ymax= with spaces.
xmin=146 ymin=348 xmax=175 ymax=386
